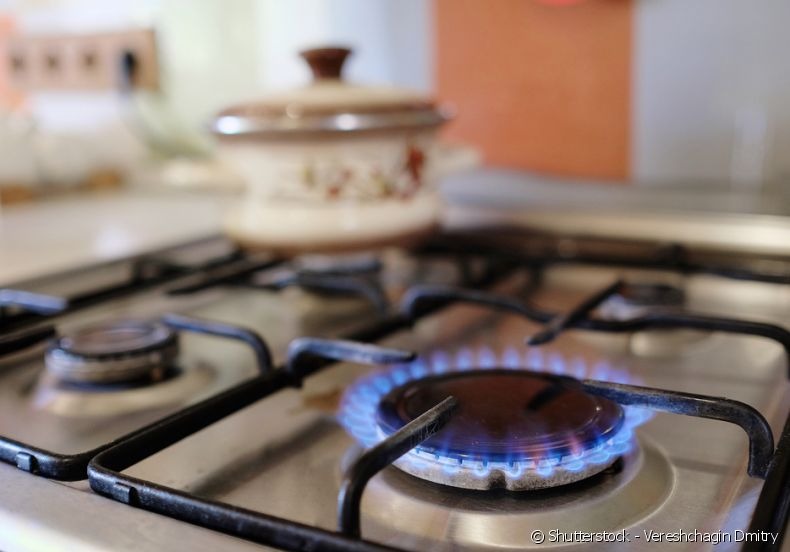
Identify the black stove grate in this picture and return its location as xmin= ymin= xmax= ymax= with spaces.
xmin=234 ymin=264 xmax=391 ymax=316
xmin=424 ymin=229 xmax=790 ymax=285
xmin=0 ymin=246 xmax=505 ymax=480
xmin=89 ymin=265 xmax=789 ymax=551
xmin=87 ymin=329 xmax=431 ymax=552
xmin=85 ymin=334 xmax=781 ymax=552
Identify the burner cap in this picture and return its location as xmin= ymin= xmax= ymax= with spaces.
xmin=601 ymin=282 xmax=685 ymax=319
xmin=45 ymin=320 xmax=178 ymax=386
xmin=618 ymin=283 xmax=685 ymax=307
xmin=375 ymin=370 xmax=626 ymax=490
xmin=295 ymin=253 xmax=382 ymax=277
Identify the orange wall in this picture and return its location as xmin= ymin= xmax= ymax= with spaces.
xmin=435 ymin=0 xmax=632 ymax=180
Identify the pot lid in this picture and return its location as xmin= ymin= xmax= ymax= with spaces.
xmin=211 ymin=47 xmax=450 ymax=138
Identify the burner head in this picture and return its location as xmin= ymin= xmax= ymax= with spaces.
xmin=45 ymin=319 xmax=178 ymax=386
xmin=379 ymin=370 xmax=623 ymax=461
xmin=295 ymin=253 xmax=382 ymax=277
xmin=340 ymin=349 xmax=651 ymax=492
xmin=598 ymin=282 xmax=685 ymax=322
xmin=619 ymin=283 xmax=684 ymax=306
xmin=375 ymin=370 xmax=624 ymax=490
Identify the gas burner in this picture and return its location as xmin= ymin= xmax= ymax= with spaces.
xmin=599 ymin=282 xmax=686 ymax=320
xmin=294 ymin=253 xmax=383 ymax=277
xmin=45 ymin=319 xmax=178 ymax=386
xmin=589 ymin=282 xmax=714 ymax=356
xmin=248 ymin=253 xmax=389 ymax=314
xmin=618 ymin=282 xmax=685 ymax=306
xmin=378 ymin=370 xmax=625 ymax=490
xmin=339 ymin=348 xmax=650 ymax=491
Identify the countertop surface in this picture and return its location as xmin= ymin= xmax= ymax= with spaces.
xmin=4 ymin=169 xmax=790 ymax=286
xmin=0 ymin=191 xmax=225 ymax=286
xmin=443 ymin=171 xmax=790 ymax=257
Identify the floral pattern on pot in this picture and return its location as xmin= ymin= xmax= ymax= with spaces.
xmin=299 ymin=143 xmax=427 ymax=202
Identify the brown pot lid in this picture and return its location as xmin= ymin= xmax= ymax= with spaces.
xmin=211 ymin=47 xmax=450 ymax=138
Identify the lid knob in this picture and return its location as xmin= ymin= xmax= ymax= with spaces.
xmin=300 ymin=47 xmax=351 ymax=81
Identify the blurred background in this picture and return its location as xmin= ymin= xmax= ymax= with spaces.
xmin=2 ymin=0 xmax=789 ymax=199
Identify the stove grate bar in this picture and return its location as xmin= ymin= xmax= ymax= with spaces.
xmin=88 ymin=336 xmax=425 ymax=552
xmin=338 ymin=396 xmax=458 ymax=537
xmin=130 ymin=247 xmax=246 ymax=281
xmin=424 ymin=231 xmax=790 ymax=285
xmin=286 ymin=337 xmax=415 ymax=386
xmin=165 ymin=256 xmax=282 ymax=295
xmin=0 ymin=289 xmax=69 ymax=315
xmin=527 ymin=279 xmax=623 ymax=345
xmin=401 ymin=283 xmax=549 ymax=323
xmin=240 ymin=269 xmax=391 ymax=315
xmin=578 ymin=378 xmax=788 ymax=551
xmin=579 ymin=379 xmax=775 ymax=478
xmin=0 ymin=324 xmax=55 ymax=358
xmin=746 ymin=409 xmax=790 ymax=551
xmin=162 ymin=313 xmax=274 ymax=373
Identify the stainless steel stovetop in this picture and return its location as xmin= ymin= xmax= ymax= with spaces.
xmin=0 ymin=229 xmax=788 ymax=552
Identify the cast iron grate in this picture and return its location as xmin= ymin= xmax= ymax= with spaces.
xmin=86 ymin=285 xmax=789 ymax=552
xmin=85 ymin=332 xmax=781 ymax=551
xmin=0 ymin=246 xmax=506 ymax=480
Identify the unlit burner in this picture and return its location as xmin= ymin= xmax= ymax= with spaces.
xmin=340 ymin=349 xmax=650 ymax=491
xmin=45 ymin=319 xmax=178 ymax=386
xmin=599 ymin=282 xmax=686 ymax=320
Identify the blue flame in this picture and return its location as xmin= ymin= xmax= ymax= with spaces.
xmin=338 ymin=346 xmax=652 ymax=483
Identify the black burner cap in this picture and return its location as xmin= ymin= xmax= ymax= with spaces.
xmin=45 ymin=319 xmax=178 ymax=386
xmin=376 ymin=369 xmax=624 ymax=462
xmin=53 ymin=320 xmax=175 ymax=359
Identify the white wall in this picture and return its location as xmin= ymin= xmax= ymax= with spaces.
xmin=11 ymin=0 xmax=790 ymax=189
xmin=256 ymin=0 xmax=432 ymax=92
xmin=11 ymin=0 xmax=261 ymax=133
xmin=7 ymin=0 xmax=433 ymax=135
xmin=634 ymin=0 xmax=790 ymax=187
xmin=3 ymin=0 xmax=434 ymax=184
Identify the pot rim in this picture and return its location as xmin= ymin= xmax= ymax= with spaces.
xmin=211 ymin=105 xmax=453 ymax=140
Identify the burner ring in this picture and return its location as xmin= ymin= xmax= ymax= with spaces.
xmin=599 ymin=282 xmax=686 ymax=321
xmin=45 ymin=320 xmax=178 ymax=385
xmin=377 ymin=370 xmax=624 ymax=463
xmin=340 ymin=350 xmax=652 ymax=491
xmin=374 ymin=369 xmax=626 ymax=490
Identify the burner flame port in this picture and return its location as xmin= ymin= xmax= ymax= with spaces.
xmin=339 ymin=347 xmax=651 ymax=491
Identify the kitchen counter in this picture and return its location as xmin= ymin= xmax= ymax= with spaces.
xmin=445 ymin=169 xmax=790 ymax=215
xmin=0 ymin=191 xmax=225 ymax=286
xmin=444 ymin=170 xmax=790 ymax=257
xmin=4 ymin=169 xmax=790 ymax=286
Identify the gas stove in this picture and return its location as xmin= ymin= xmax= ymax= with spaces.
xmin=0 ymin=228 xmax=788 ymax=551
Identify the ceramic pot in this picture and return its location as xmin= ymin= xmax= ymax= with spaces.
xmin=211 ymin=47 xmax=476 ymax=254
